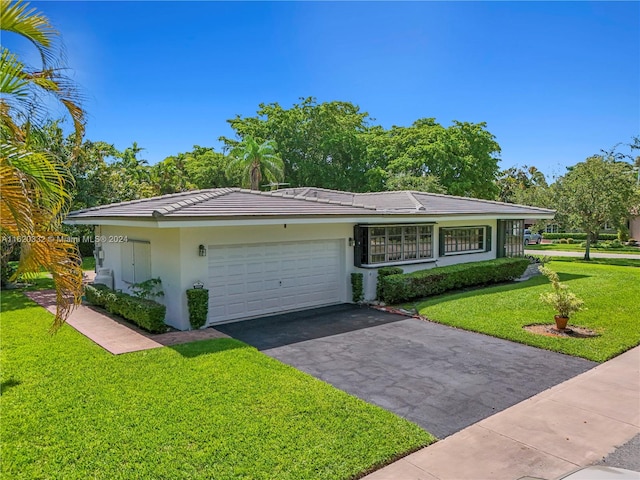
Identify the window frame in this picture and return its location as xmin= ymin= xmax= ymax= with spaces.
xmin=355 ymin=224 xmax=435 ymax=267
xmin=439 ymin=226 xmax=492 ymax=256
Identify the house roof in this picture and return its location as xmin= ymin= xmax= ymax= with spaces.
xmin=65 ymin=187 xmax=555 ymax=224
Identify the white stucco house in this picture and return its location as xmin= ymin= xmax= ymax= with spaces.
xmin=65 ymin=187 xmax=555 ymax=330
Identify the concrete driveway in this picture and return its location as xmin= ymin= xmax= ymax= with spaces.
xmin=216 ymin=304 xmax=596 ymax=438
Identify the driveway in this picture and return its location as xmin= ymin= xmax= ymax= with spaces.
xmin=216 ymin=305 xmax=596 ymax=438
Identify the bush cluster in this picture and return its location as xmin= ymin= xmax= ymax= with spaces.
xmin=186 ymin=288 xmax=209 ymax=329
xmin=379 ymin=258 xmax=529 ymax=304
xmin=543 ymin=233 xmax=618 ymax=241
xmin=350 ymin=273 xmax=364 ymax=303
xmin=84 ymin=284 xmax=167 ymax=333
xmin=376 ymin=266 xmax=404 ymax=300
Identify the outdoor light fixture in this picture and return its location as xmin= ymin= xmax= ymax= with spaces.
xmin=193 ymin=281 xmax=204 ymax=289
xmin=198 ymin=244 xmax=207 ymax=257
xmin=348 ymin=237 xmax=355 ymax=247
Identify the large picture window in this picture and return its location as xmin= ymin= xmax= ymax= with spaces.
xmin=356 ymin=224 xmax=434 ymax=266
xmin=439 ymin=226 xmax=491 ymax=256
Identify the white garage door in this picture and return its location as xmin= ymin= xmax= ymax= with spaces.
xmin=207 ymin=239 xmax=344 ymax=324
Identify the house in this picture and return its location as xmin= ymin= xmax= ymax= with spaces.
xmin=65 ymin=187 xmax=555 ymax=330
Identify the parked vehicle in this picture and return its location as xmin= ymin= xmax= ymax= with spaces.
xmin=524 ymin=229 xmax=542 ymax=245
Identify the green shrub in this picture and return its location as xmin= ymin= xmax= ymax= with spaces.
xmin=376 ymin=266 xmax=404 ymax=300
xmin=380 ymin=258 xmax=529 ymax=304
xmin=84 ymin=283 xmax=115 ymax=308
xmin=350 ymin=273 xmax=364 ymax=303
xmin=559 ymin=238 xmax=568 ymax=244
xmin=186 ymin=288 xmax=209 ymax=329
xmin=542 ymin=233 xmax=618 ymax=241
xmin=85 ymin=284 xmax=166 ymax=333
xmin=566 ymin=238 xmax=574 ymax=244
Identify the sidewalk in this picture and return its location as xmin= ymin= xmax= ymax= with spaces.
xmin=525 ymin=249 xmax=640 ymax=260
xmin=364 ymin=346 xmax=640 ymax=480
xmin=24 ymin=290 xmax=229 ymax=354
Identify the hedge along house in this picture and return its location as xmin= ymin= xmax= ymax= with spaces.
xmin=65 ymin=187 xmax=555 ymax=331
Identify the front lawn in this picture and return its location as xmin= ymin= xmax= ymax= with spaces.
xmin=526 ymin=243 xmax=640 ymax=255
xmin=1 ymin=292 xmax=434 ymax=479
xmin=412 ymin=261 xmax=640 ymax=362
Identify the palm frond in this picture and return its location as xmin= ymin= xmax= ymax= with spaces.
xmin=0 ymin=48 xmax=29 ymax=97
xmin=0 ymin=0 xmax=57 ymax=66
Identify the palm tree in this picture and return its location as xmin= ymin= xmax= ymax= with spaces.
xmin=227 ymin=136 xmax=284 ymax=190
xmin=1 ymin=0 xmax=84 ymax=329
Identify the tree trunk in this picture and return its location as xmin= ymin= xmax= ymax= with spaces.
xmin=584 ymin=233 xmax=591 ymax=261
xmin=250 ymin=162 xmax=261 ymax=190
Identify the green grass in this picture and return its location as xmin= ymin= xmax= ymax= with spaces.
xmin=411 ymin=261 xmax=640 ymax=362
xmin=526 ymin=243 xmax=640 ymax=255
xmin=1 ymin=293 xmax=434 ymax=479
xmin=82 ymin=256 xmax=96 ymax=271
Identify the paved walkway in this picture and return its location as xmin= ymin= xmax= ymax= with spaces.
xmin=24 ymin=290 xmax=228 ymax=354
xmin=364 ymin=346 xmax=640 ymax=480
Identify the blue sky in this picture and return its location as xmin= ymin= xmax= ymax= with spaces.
xmin=10 ymin=1 xmax=640 ymax=180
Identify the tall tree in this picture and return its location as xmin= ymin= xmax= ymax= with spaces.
xmin=0 ymin=0 xmax=84 ymax=328
xmin=182 ymin=146 xmax=240 ymax=189
xmin=496 ymin=165 xmax=549 ymax=206
xmin=366 ymin=118 xmax=501 ymax=199
xmin=109 ymin=142 xmax=154 ymax=201
xmin=554 ymin=155 xmax=638 ymax=260
xmin=226 ymin=136 xmax=284 ymax=190
xmin=222 ymin=98 xmax=373 ymax=191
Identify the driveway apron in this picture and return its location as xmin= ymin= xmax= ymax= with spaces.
xmin=217 ymin=305 xmax=596 ymax=438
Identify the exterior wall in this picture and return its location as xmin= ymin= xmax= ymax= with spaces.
xmin=356 ymin=219 xmax=498 ymax=301
xmin=95 ymin=225 xmax=183 ymax=329
xmin=95 ymin=218 xmax=501 ymax=329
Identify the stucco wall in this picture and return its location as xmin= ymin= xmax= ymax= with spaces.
xmin=94 ymin=218 xmax=501 ymax=329
xmin=95 ymin=225 xmax=183 ymax=328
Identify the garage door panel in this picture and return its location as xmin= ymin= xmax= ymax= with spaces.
xmin=245 ymin=280 xmax=263 ymax=293
xmin=207 ymin=240 xmax=343 ymax=324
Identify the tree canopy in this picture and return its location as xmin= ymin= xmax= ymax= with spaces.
xmin=222 ymin=99 xmax=502 ymax=198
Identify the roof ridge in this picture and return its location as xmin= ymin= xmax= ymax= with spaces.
xmin=409 ymin=190 xmax=555 ymax=212
xmin=405 ymin=191 xmax=426 ymax=211
xmin=152 ymin=188 xmax=237 ymax=217
xmin=69 ymin=189 xmax=224 ymax=216
xmin=257 ymin=187 xmax=375 ymax=211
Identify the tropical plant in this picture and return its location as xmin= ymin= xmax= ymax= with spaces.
xmin=538 ymin=265 xmax=585 ymax=319
xmin=128 ymin=277 xmax=164 ymax=300
xmin=226 ymin=135 xmax=284 ymax=190
xmin=0 ymin=0 xmax=84 ymax=328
